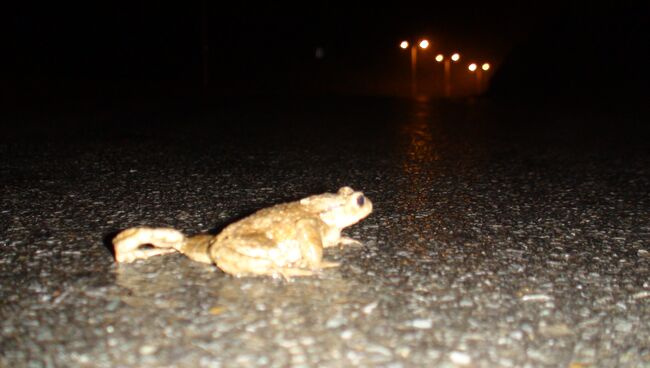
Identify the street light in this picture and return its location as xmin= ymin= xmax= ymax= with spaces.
xmin=468 ymin=61 xmax=491 ymax=94
xmin=400 ymin=38 xmax=430 ymax=97
xmin=435 ymin=52 xmax=461 ymax=97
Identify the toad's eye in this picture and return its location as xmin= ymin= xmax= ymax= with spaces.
xmin=356 ymin=195 xmax=365 ymax=207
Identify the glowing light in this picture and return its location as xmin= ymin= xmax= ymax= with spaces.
xmin=400 ymin=41 xmax=409 ymax=49
xmin=418 ymin=40 xmax=429 ymax=49
xmin=451 ymin=53 xmax=460 ymax=62
xmin=482 ymin=63 xmax=490 ymax=71
xmin=435 ymin=54 xmax=444 ymax=62
xmin=468 ymin=63 xmax=477 ymax=72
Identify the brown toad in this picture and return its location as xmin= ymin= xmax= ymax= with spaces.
xmin=113 ymin=187 xmax=372 ymax=278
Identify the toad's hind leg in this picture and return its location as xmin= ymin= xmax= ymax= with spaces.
xmin=213 ymin=245 xmax=315 ymax=280
xmin=113 ymin=227 xmax=185 ymax=263
xmin=210 ymin=235 xmax=314 ymax=279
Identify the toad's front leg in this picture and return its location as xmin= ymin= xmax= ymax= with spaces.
xmin=296 ymin=218 xmax=339 ymax=269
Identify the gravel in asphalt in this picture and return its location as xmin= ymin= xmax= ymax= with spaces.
xmin=1 ymin=97 xmax=649 ymax=367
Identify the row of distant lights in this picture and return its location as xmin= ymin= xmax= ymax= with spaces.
xmin=400 ymin=40 xmax=490 ymax=71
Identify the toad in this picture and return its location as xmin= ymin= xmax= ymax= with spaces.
xmin=113 ymin=187 xmax=372 ymax=279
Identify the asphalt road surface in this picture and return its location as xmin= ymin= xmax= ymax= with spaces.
xmin=1 ymin=96 xmax=649 ymax=367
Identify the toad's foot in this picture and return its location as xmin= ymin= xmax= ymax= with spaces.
xmin=279 ymin=261 xmax=340 ymax=280
xmin=271 ymin=262 xmax=341 ymax=281
xmin=338 ymin=236 xmax=363 ymax=247
xmin=231 ymin=261 xmax=340 ymax=281
xmin=212 ymin=245 xmax=340 ymax=280
xmin=317 ymin=261 xmax=340 ymax=268
xmin=113 ymin=227 xmax=185 ymax=263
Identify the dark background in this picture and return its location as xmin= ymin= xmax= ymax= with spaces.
xmin=3 ymin=2 xmax=648 ymax=108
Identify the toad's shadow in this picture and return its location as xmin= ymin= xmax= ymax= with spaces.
xmin=102 ymin=229 xmax=121 ymax=259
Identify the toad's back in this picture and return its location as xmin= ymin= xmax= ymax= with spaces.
xmin=213 ymin=202 xmax=325 ymax=244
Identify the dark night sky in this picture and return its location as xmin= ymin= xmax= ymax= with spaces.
xmin=3 ymin=2 xmax=545 ymax=73
xmin=3 ymin=2 xmax=649 ymax=98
